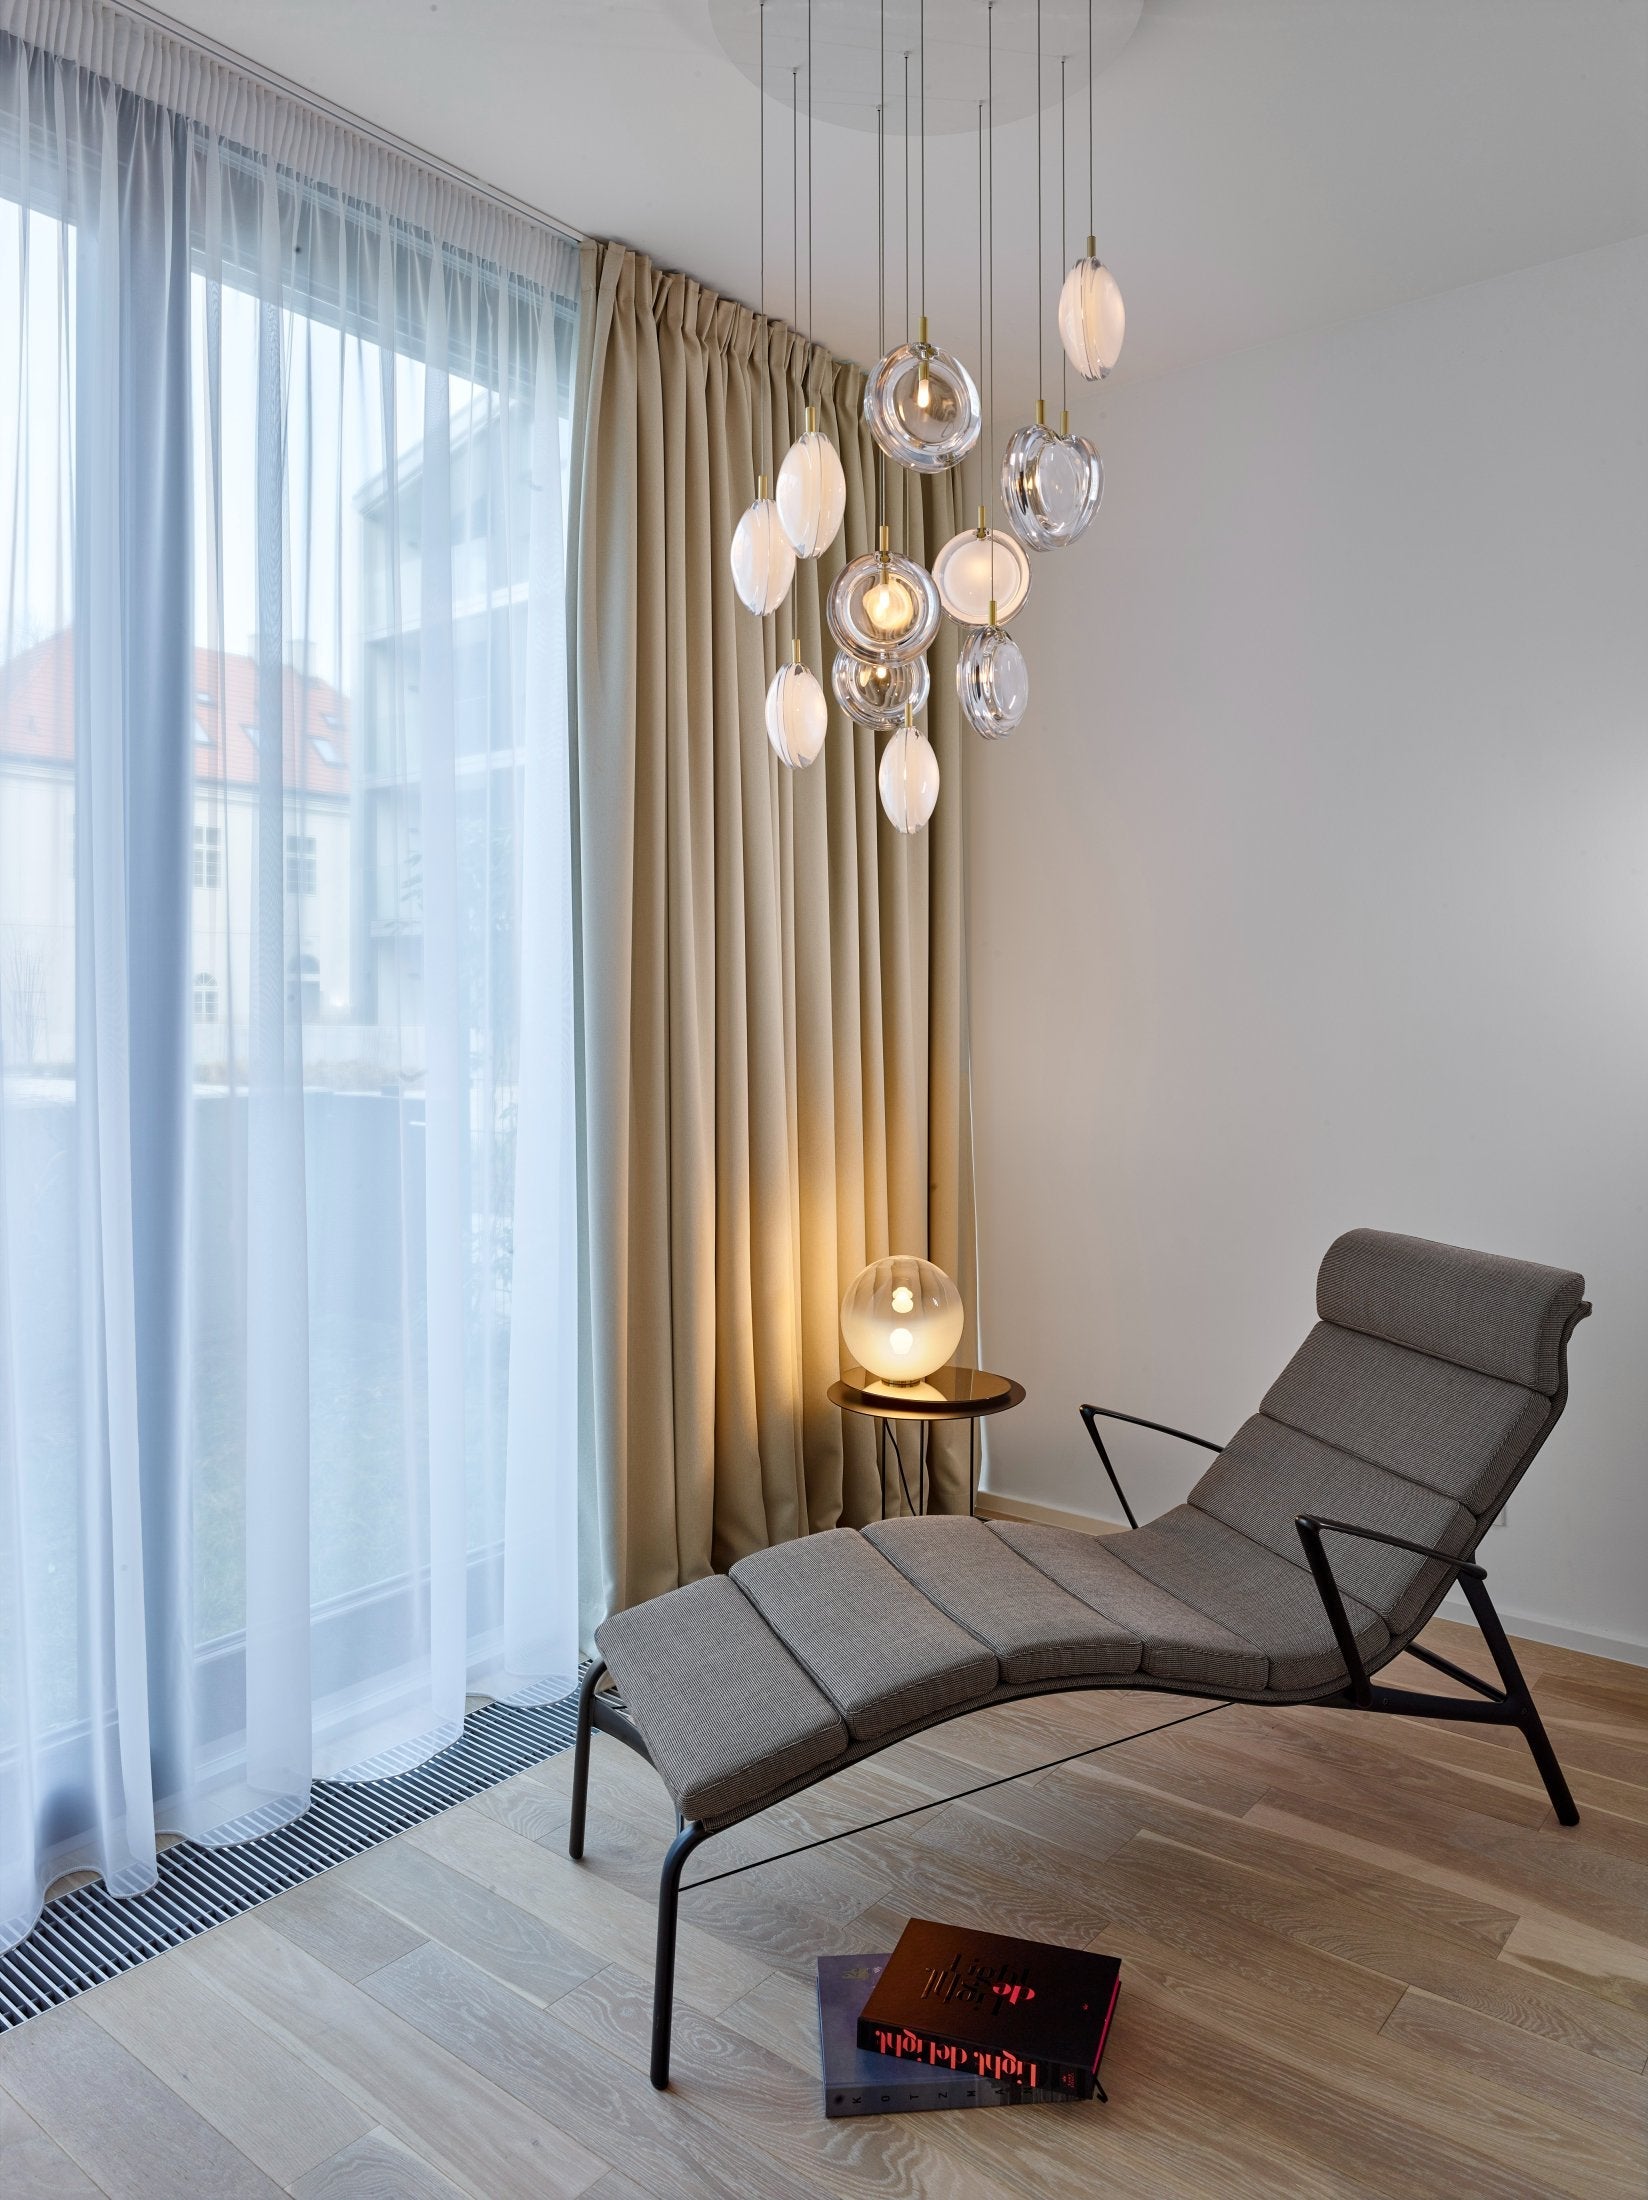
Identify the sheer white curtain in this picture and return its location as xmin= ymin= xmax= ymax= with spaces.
xmin=0 ymin=4 xmax=580 ymax=1950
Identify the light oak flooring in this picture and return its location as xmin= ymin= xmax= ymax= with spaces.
xmin=3 ymin=1618 xmax=1646 ymax=2199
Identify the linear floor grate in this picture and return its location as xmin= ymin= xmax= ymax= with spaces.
xmin=0 ymin=1687 xmax=581 ymax=2030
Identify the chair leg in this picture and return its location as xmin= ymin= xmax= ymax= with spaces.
xmin=651 ymin=1820 xmax=707 ymax=2090
xmin=567 ymin=1659 xmax=606 ymax=1861
xmin=1459 ymin=1572 xmax=1579 ymax=1826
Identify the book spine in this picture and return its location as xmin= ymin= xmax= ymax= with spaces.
xmin=855 ymin=2022 xmax=1097 ymax=2097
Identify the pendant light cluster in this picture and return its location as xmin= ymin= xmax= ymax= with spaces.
xmin=730 ymin=0 xmax=1125 ymax=834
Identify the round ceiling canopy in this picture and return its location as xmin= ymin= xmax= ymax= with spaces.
xmin=707 ymin=0 xmax=1145 ymax=136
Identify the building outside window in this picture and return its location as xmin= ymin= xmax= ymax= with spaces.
xmin=194 ymin=821 xmax=220 ymax=888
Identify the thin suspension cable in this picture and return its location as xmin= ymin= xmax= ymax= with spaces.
xmin=1035 ymin=0 xmax=1043 ymax=402
xmin=1088 ymin=0 xmax=1095 ymax=237
xmin=676 ymin=1702 xmax=1233 ymax=1893
xmin=902 ymin=50 xmax=911 ymax=339
xmin=877 ymin=0 xmax=887 ymax=533
xmin=919 ymin=0 xmax=927 ymax=320
xmin=806 ymin=0 xmax=814 ymax=349
xmin=791 ymin=65 xmax=799 ymax=330
xmin=1060 ymin=51 xmax=1069 ymax=416
xmin=977 ymin=99 xmax=985 ymax=516
xmin=758 ymin=1 xmax=765 ymax=473
xmin=987 ymin=0 xmax=996 ymax=603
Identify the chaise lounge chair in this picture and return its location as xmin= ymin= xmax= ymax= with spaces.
xmin=570 ymin=1229 xmax=1589 ymax=2087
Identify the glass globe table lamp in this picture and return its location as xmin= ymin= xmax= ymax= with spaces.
xmin=841 ymin=1255 xmax=964 ymax=1388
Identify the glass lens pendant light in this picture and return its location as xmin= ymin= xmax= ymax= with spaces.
xmin=864 ymin=320 xmax=982 ymax=475
xmin=1003 ymin=402 xmax=1103 ymax=550
xmin=731 ymin=476 xmax=796 ymax=615
xmin=777 ymin=408 xmax=846 ymax=558
xmin=831 ymin=649 xmax=930 ymax=730
xmin=766 ymin=638 xmax=828 ymax=768
xmin=957 ymin=614 xmax=1030 ymax=741
xmin=878 ymin=701 xmax=940 ymax=834
xmin=934 ymin=504 xmax=1032 ymax=626
xmin=828 ymin=525 xmax=941 ymax=665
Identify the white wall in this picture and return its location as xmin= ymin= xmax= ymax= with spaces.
xmin=969 ymin=236 xmax=1648 ymax=1660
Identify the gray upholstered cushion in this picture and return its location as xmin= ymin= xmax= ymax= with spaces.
xmin=1189 ymin=1415 xmax=1475 ymax=1634
xmin=1317 ymin=1229 xmax=1584 ymax=1395
xmin=988 ymin=1520 xmax=1269 ymax=1693
xmin=732 ymin=1529 xmax=998 ymax=1741
xmin=1262 ymin=1322 xmax=1549 ymax=1520
xmin=595 ymin=1576 xmax=847 ymax=1824
xmin=1106 ymin=1506 xmax=1390 ymax=1694
xmin=865 ymin=1516 xmax=1142 ymax=1684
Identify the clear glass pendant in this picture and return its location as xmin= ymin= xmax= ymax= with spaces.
xmin=933 ymin=508 xmax=1033 ymax=626
xmin=776 ymin=409 xmax=847 ymax=559
xmin=863 ymin=317 xmax=981 ymax=474
xmin=827 ymin=529 xmax=942 ymax=664
xmin=765 ymin=643 xmax=828 ymax=768
xmin=1058 ymin=239 xmax=1125 ymax=382
xmin=731 ymin=475 xmax=795 ymax=614
xmin=878 ymin=705 xmax=941 ymax=833
xmin=1002 ymin=405 xmax=1104 ymax=551
xmin=831 ymin=649 xmax=930 ymax=730
xmin=957 ymin=623 xmax=1030 ymax=741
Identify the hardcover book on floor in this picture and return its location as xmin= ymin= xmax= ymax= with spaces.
xmin=817 ymin=1955 xmax=1077 ymax=2116
xmin=855 ymin=1919 xmax=1121 ymax=2100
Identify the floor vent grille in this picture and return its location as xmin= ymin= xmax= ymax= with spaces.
xmin=0 ymin=1687 xmax=581 ymax=2030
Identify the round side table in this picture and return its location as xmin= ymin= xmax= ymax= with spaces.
xmin=827 ymin=1365 xmax=1027 ymax=1520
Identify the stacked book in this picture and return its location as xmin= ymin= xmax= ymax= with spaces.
xmin=817 ymin=1918 xmax=1121 ymax=2119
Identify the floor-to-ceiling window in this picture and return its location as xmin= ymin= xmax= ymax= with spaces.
xmin=0 ymin=15 xmax=580 ymax=1951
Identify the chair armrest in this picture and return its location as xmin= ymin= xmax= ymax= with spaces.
xmin=1078 ymin=1404 xmax=1226 ymax=1531
xmin=1293 ymin=1514 xmax=1482 ymax=1705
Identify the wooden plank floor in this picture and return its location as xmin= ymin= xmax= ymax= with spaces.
xmin=3 ymin=1619 xmax=1645 ymax=2198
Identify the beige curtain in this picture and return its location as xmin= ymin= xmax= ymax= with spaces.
xmin=569 ymin=240 xmax=977 ymax=1626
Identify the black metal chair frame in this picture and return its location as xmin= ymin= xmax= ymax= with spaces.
xmin=570 ymin=1403 xmax=1579 ymax=2090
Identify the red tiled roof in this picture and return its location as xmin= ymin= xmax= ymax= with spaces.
xmin=0 ymin=630 xmax=350 ymax=795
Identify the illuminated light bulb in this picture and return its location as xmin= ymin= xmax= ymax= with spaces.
xmin=915 ymin=364 xmax=932 ymax=412
xmin=840 ymin=1255 xmax=965 ymax=1386
xmin=1058 ymin=238 xmax=1125 ymax=382
xmin=866 ymin=570 xmax=915 ymax=635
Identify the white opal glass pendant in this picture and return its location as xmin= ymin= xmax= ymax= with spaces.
xmin=776 ymin=410 xmax=847 ymax=559
xmin=765 ymin=644 xmax=828 ymax=768
xmin=731 ymin=476 xmax=795 ymax=614
xmin=1058 ymin=240 xmax=1125 ymax=382
xmin=878 ymin=706 xmax=941 ymax=833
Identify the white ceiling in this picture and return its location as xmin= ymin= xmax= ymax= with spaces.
xmin=148 ymin=0 xmax=1648 ymax=406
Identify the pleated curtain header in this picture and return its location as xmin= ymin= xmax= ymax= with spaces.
xmin=0 ymin=0 xmax=579 ymax=289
